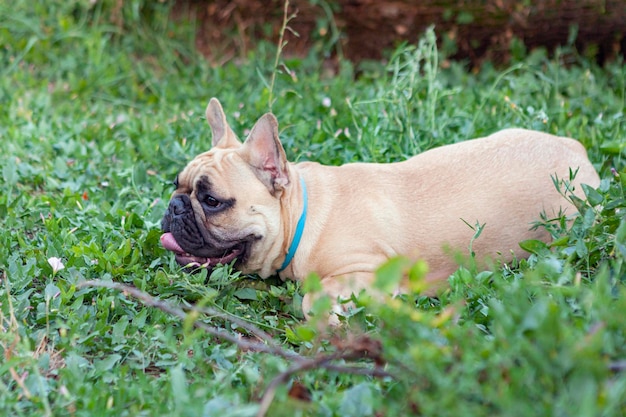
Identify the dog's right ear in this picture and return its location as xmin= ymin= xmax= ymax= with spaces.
xmin=206 ymin=98 xmax=241 ymax=149
xmin=240 ymin=113 xmax=290 ymax=195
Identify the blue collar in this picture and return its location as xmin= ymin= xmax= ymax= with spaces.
xmin=278 ymin=176 xmax=308 ymax=273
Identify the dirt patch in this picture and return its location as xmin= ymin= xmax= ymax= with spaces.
xmin=176 ymin=0 xmax=626 ymax=66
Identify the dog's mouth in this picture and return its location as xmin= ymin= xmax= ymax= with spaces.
xmin=160 ymin=232 xmax=245 ymax=269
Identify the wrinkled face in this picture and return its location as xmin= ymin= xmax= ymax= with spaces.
xmin=160 ymin=147 xmax=282 ymax=272
xmin=161 ymin=98 xmax=291 ymax=275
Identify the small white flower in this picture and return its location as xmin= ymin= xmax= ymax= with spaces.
xmin=48 ymin=257 xmax=65 ymax=273
xmin=322 ymin=97 xmax=331 ymax=108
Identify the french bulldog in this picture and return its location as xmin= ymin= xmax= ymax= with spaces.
xmin=161 ymin=98 xmax=600 ymax=321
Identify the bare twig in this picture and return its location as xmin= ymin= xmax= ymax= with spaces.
xmin=184 ymin=302 xmax=277 ymax=346
xmin=78 ymin=280 xmax=300 ymax=360
xmin=268 ymin=0 xmax=298 ymax=112
xmin=78 ymin=279 xmax=394 ymax=417
xmin=256 ymin=354 xmax=392 ymax=417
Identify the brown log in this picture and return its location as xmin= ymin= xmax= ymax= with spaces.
xmin=179 ymin=0 xmax=626 ymax=65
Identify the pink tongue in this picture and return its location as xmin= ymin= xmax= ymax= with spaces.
xmin=160 ymin=232 xmax=185 ymax=253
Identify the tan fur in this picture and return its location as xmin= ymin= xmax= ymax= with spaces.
xmin=172 ymin=98 xmax=600 ymax=321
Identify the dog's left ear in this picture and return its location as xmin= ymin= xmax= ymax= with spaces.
xmin=206 ymin=98 xmax=241 ymax=149
xmin=240 ymin=113 xmax=290 ymax=195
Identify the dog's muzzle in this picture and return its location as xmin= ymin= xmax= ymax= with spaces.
xmin=161 ymin=195 xmax=246 ymax=269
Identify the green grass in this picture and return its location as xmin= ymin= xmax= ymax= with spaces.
xmin=1 ymin=1 xmax=625 ymax=416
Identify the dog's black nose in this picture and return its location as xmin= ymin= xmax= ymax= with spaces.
xmin=162 ymin=194 xmax=193 ymax=232
xmin=170 ymin=195 xmax=188 ymax=216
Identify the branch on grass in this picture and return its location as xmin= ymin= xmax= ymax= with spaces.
xmin=77 ymin=280 xmax=393 ymax=417
xmin=257 ymin=353 xmax=392 ymax=417
xmin=78 ymin=280 xmax=297 ymax=359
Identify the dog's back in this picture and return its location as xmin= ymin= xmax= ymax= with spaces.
xmin=295 ymin=128 xmax=600 ymax=288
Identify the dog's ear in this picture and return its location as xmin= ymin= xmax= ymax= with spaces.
xmin=206 ymin=98 xmax=241 ymax=149
xmin=240 ymin=113 xmax=290 ymax=194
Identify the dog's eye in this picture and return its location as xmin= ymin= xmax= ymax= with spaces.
xmin=173 ymin=176 xmax=179 ymax=188
xmin=204 ymin=195 xmax=221 ymax=208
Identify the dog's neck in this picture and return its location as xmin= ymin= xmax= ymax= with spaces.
xmin=277 ymin=175 xmax=308 ymax=272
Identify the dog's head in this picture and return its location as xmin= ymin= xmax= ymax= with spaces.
xmin=160 ymin=98 xmax=293 ymax=276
